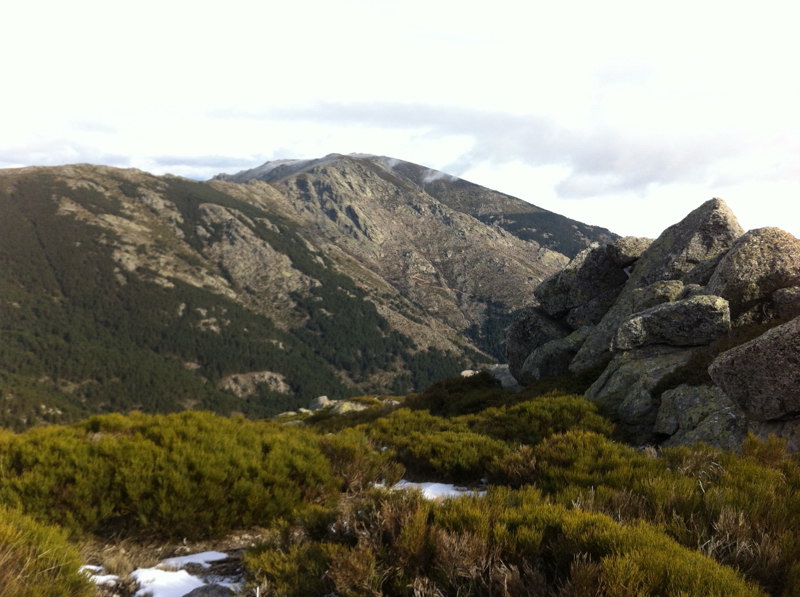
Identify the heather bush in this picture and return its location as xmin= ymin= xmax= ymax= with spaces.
xmin=366 ymin=408 xmax=508 ymax=482
xmin=244 ymin=486 xmax=764 ymax=596
xmin=461 ymin=392 xmax=614 ymax=445
xmin=0 ymin=411 xmax=339 ymax=539
xmin=0 ymin=506 xmax=92 ymax=597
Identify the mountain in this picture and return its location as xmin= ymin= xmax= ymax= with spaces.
xmin=218 ymin=153 xmax=617 ymax=259
xmin=0 ymin=155 xmax=614 ymax=429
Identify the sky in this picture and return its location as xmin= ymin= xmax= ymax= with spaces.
xmin=3 ymin=0 xmax=800 ymax=238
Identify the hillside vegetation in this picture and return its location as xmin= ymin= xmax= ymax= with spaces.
xmin=0 ymin=155 xmax=616 ymax=430
xmin=2 ymin=373 xmax=799 ymax=596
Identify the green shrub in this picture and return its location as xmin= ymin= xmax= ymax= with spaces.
xmin=367 ymin=409 xmax=508 ymax=482
xmin=0 ymin=506 xmax=92 ymax=597
xmin=0 ymin=411 xmax=339 ymax=539
xmin=404 ymin=371 xmax=509 ymax=416
xmin=317 ymin=427 xmax=404 ymax=493
xmin=244 ymin=487 xmax=764 ymax=596
xmin=462 ymin=393 xmax=614 ymax=445
xmin=245 ymin=542 xmax=342 ymax=596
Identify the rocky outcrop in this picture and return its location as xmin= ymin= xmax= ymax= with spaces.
xmin=654 ymin=385 xmax=747 ymax=450
xmin=535 ymin=242 xmax=629 ymax=318
xmin=613 ymin=295 xmax=730 ymax=351
xmin=706 ymin=227 xmax=800 ymax=321
xmin=535 ymin=237 xmax=650 ymax=326
xmin=709 ymin=317 xmax=800 ymax=421
xmin=218 ymin=371 xmax=291 ymax=397
xmin=506 ymin=197 xmax=800 ymax=450
xmin=774 ymin=286 xmax=800 ymax=320
xmin=517 ymin=327 xmax=592 ymax=384
xmin=505 ymin=307 xmax=571 ymax=381
xmin=585 ymin=346 xmax=695 ymax=444
xmin=570 ymin=199 xmax=743 ymax=375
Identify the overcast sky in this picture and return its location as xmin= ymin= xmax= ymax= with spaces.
xmin=3 ymin=0 xmax=799 ymax=238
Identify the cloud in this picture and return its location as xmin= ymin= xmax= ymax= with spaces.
xmin=0 ymin=142 xmax=129 ymax=169
xmin=221 ymin=101 xmax=752 ymax=199
xmin=150 ymin=154 xmax=265 ymax=169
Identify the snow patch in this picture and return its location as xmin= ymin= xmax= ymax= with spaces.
xmin=393 ymin=480 xmax=484 ymax=499
xmin=132 ymin=567 xmax=206 ymax=597
xmin=160 ymin=551 xmax=229 ymax=570
xmin=80 ymin=565 xmax=120 ymax=587
xmin=82 ymin=551 xmax=240 ymax=597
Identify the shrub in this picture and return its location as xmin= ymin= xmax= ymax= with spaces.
xmin=404 ymin=371 xmax=509 ymax=416
xmin=0 ymin=411 xmax=339 ymax=539
xmin=462 ymin=393 xmax=614 ymax=445
xmin=0 ymin=506 xmax=92 ymax=597
xmin=367 ymin=409 xmax=509 ymax=482
xmin=317 ymin=427 xmax=404 ymax=493
xmin=245 ymin=542 xmax=341 ymax=596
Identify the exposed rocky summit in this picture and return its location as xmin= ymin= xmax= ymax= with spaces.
xmin=569 ymin=199 xmax=744 ymax=375
xmin=507 ymin=198 xmax=800 ymax=450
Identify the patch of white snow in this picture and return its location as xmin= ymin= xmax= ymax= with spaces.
xmin=80 ymin=565 xmax=120 ymax=587
xmin=132 ymin=567 xmax=205 ymax=597
xmin=160 ymin=551 xmax=229 ymax=570
xmin=393 ymin=480 xmax=483 ymax=499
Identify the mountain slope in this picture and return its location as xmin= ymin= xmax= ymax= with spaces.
xmin=0 ymin=157 xmax=612 ymax=428
xmin=221 ymin=153 xmax=617 ymax=258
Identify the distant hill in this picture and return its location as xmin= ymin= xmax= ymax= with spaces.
xmin=0 ymin=156 xmax=615 ymax=428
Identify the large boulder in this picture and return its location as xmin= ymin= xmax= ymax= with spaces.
xmin=708 ymin=317 xmax=800 ymax=421
xmin=506 ymin=307 xmax=571 ymax=381
xmin=536 ymin=236 xmax=652 ymax=330
xmin=534 ymin=244 xmax=629 ymax=318
xmin=629 ymin=280 xmax=686 ymax=313
xmin=706 ymin=227 xmax=800 ymax=321
xmin=613 ymin=295 xmax=730 ymax=351
xmin=654 ymin=384 xmax=746 ymax=450
xmin=585 ymin=345 xmax=695 ymax=444
xmin=606 ymin=236 xmax=653 ymax=267
xmin=517 ymin=326 xmax=592 ymax=384
xmin=570 ymin=199 xmax=744 ymax=374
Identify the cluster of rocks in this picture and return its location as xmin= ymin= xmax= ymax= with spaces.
xmin=507 ymin=199 xmax=800 ymax=449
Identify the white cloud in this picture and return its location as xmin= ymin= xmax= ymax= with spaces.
xmin=1 ymin=0 xmax=799 ymax=237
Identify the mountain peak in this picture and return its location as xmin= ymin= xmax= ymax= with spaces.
xmin=216 ymin=153 xmax=617 ymax=258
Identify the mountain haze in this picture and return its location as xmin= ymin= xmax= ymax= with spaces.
xmin=0 ymin=155 xmax=615 ymax=428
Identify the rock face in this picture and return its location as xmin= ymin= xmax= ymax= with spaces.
xmin=585 ymin=346 xmax=694 ymax=444
xmin=517 ymin=327 xmax=592 ymax=384
xmin=706 ymin=227 xmax=800 ymax=321
xmin=653 ymin=385 xmax=746 ymax=450
xmin=570 ymin=199 xmax=743 ymax=375
xmin=506 ymin=197 xmax=800 ymax=450
xmin=505 ymin=307 xmax=571 ymax=381
xmin=613 ymin=295 xmax=730 ymax=351
xmin=709 ymin=317 xmax=800 ymax=421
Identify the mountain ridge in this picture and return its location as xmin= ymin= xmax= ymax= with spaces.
xmin=218 ymin=153 xmax=617 ymax=258
xmin=0 ymin=155 xmax=614 ymax=428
